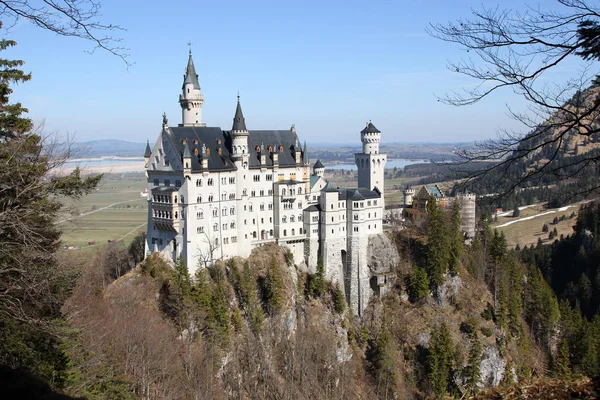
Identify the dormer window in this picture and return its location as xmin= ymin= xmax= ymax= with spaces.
xmin=279 ymin=145 xmax=284 ymax=152
xmin=182 ymin=139 xmax=187 ymax=144
xmin=255 ymin=145 xmax=260 ymax=152
xmin=194 ymin=139 xmax=198 ymax=145
xmin=194 ymin=148 xmax=198 ymax=155
xmin=268 ymin=145 xmax=273 ymax=152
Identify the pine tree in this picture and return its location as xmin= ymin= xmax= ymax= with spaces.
xmin=428 ymin=322 xmax=453 ymax=399
xmin=0 ymin=36 xmax=101 ymax=382
xmin=448 ymin=200 xmax=463 ymax=274
xmin=370 ymin=328 xmax=398 ymax=398
xmin=209 ymin=279 xmax=231 ymax=347
xmin=240 ymin=262 xmax=264 ymax=333
xmin=309 ymin=258 xmax=326 ymax=297
xmin=512 ymin=204 xmax=521 ymax=217
xmin=426 ymin=196 xmax=450 ymax=289
xmin=556 ymin=338 xmax=571 ymax=375
xmin=464 ymin=331 xmax=482 ymax=395
xmin=332 ymin=283 xmax=346 ymax=314
xmin=173 ymin=256 xmax=191 ymax=297
xmin=264 ymin=257 xmax=285 ymax=315
xmin=405 ymin=267 xmax=430 ymax=302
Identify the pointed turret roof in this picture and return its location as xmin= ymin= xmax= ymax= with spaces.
xmin=183 ymin=143 xmax=191 ymax=158
xmin=324 ymin=181 xmax=338 ymax=192
xmin=302 ymin=141 xmax=309 ymax=164
xmin=313 ymin=159 xmax=324 ymax=169
xmin=232 ymin=95 xmax=248 ymax=133
xmin=182 ymin=50 xmax=201 ymax=90
xmin=144 ymin=140 xmax=152 ymax=158
xmin=361 ymin=121 xmax=380 ymax=134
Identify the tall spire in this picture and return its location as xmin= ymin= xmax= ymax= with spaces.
xmin=144 ymin=140 xmax=152 ymax=158
xmin=302 ymin=141 xmax=309 ymax=164
xmin=232 ymin=95 xmax=248 ymax=133
xmin=182 ymin=50 xmax=200 ymax=90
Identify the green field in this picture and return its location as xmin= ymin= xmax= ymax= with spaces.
xmin=59 ymin=173 xmax=148 ymax=250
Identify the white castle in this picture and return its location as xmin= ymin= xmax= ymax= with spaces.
xmin=144 ymin=51 xmax=394 ymax=315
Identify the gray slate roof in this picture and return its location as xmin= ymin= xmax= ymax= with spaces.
xmin=183 ymin=143 xmax=191 ymax=158
xmin=361 ymin=122 xmax=380 ymax=134
xmin=182 ymin=52 xmax=201 ymax=90
xmin=144 ymin=140 xmax=152 ymax=158
xmin=246 ymin=130 xmax=303 ymax=169
xmin=337 ymin=187 xmax=381 ymax=200
xmin=313 ymin=159 xmax=324 ymax=169
xmin=166 ymin=125 xmax=304 ymax=172
xmin=167 ymin=126 xmax=236 ymax=172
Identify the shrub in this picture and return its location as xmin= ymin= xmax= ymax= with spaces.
xmin=332 ymin=283 xmax=346 ymax=314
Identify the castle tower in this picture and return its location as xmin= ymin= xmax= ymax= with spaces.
xmin=355 ymin=121 xmax=387 ymax=206
xmin=403 ymin=186 xmax=415 ymax=206
xmin=231 ymin=95 xmax=249 ymax=159
xmin=313 ymin=159 xmax=324 ymax=177
xmin=179 ymin=50 xmax=205 ymax=127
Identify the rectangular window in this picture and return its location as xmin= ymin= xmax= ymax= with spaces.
xmin=153 ymin=179 xmax=159 ymax=186
xmin=266 ymin=174 xmax=273 ymax=181
xmin=164 ymin=179 xmax=170 ymax=186
xmin=224 ymin=238 xmax=229 ymax=244
xmin=278 ymin=173 xmax=284 ymax=181
xmin=175 ymin=180 xmax=181 ymax=187
xmin=232 ymin=236 xmax=237 ymax=243
xmin=197 ymin=227 xmax=204 ymax=234
xmin=290 ymin=173 xmax=296 ymax=180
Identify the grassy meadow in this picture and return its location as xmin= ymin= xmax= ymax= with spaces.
xmin=493 ymin=203 xmax=580 ymax=248
xmin=59 ymin=173 xmax=148 ymax=250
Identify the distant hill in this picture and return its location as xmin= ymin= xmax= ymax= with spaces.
xmin=73 ymin=139 xmax=146 ymax=158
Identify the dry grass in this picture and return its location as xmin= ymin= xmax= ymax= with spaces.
xmin=494 ymin=203 xmax=579 ymax=249
xmin=475 ymin=375 xmax=599 ymax=400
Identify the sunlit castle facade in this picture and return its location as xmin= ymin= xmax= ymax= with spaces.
xmin=144 ymin=51 xmax=388 ymax=315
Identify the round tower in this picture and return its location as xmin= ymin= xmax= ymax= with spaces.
xmin=179 ymin=50 xmax=205 ymax=126
xmin=355 ymin=122 xmax=387 ymax=207
xmin=403 ymin=186 xmax=415 ymax=206
xmin=361 ymin=120 xmax=381 ymax=155
xmin=313 ymin=159 xmax=325 ymax=177
xmin=231 ymin=95 xmax=249 ymax=158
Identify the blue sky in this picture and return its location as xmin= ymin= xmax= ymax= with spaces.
xmin=6 ymin=0 xmax=583 ymax=144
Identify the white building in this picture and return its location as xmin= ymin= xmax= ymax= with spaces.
xmin=144 ymin=51 xmax=392 ymax=315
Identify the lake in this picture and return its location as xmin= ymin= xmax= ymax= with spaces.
xmin=326 ymin=159 xmax=430 ymax=170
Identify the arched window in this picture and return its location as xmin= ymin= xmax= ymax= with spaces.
xmin=197 ymin=196 xmax=202 ymax=203
xmin=291 ymin=229 xmax=295 ymax=236
xmin=282 ymin=188 xmax=286 ymax=196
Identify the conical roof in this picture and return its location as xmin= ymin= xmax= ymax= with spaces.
xmin=182 ymin=51 xmax=201 ymax=90
xmin=144 ymin=140 xmax=152 ymax=158
xmin=360 ymin=121 xmax=380 ymax=134
xmin=232 ymin=96 xmax=248 ymax=133
xmin=302 ymin=141 xmax=309 ymax=164
xmin=183 ymin=143 xmax=191 ymax=158
xmin=313 ymin=159 xmax=324 ymax=169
